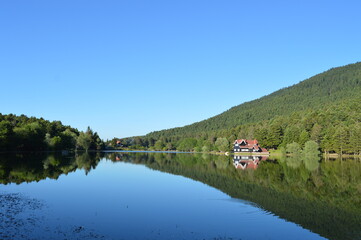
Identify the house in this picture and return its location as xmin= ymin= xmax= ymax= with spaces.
xmin=116 ymin=140 xmax=122 ymax=147
xmin=233 ymin=139 xmax=268 ymax=153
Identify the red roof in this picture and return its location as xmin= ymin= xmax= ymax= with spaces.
xmin=234 ymin=160 xmax=259 ymax=170
xmin=234 ymin=139 xmax=268 ymax=152
xmin=234 ymin=139 xmax=258 ymax=144
xmin=234 ymin=139 xmax=259 ymax=147
xmin=247 ymin=139 xmax=258 ymax=145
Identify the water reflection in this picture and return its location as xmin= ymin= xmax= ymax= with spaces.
xmin=233 ymin=155 xmax=269 ymax=170
xmin=0 ymin=152 xmax=360 ymax=240
xmin=303 ymin=153 xmax=320 ymax=171
xmin=0 ymin=152 xmax=103 ymax=185
xmin=105 ymin=152 xmax=361 ymax=240
xmin=232 ymin=154 xmax=320 ymax=172
xmin=286 ymin=153 xmax=303 ymax=168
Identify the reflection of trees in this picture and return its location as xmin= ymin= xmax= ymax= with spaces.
xmin=106 ymin=152 xmax=360 ymax=212
xmin=285 ymin=142 xmax=302 ymax=168
xmin=303 ymin=155 xmax=320 ymax=171
xmin=214 ymin=156 xmax=229 ymax=169
xmin=0 ymin=152 xmax=102 ymax=184
xmin=276 ymin=141 xmax=320 ymax=171
xmin=286 ymin=155 xmax=302 ymax=168
xmin=75 ymin=152 xmax=102 ymax=174
xmin=43 ymin=155 xmax=61 ymax=169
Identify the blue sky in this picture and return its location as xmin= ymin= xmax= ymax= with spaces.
xmin=1 ymin=0 xmax=360 ymax=140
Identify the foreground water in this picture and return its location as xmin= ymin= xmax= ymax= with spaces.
xmin=0 ymin=152 xmax=360 ymax=240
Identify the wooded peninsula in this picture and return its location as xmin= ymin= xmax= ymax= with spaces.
xmin=0 ymin=114 xmax=104 ymax=152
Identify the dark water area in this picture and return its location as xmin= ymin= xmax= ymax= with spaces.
xmin=0 ymin=152 xmax=360 ymax=240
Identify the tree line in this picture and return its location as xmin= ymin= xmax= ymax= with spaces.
xmin=0 ymin=114 xmax=104 ymax=152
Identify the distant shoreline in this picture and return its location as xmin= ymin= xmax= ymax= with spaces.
xmin=103 ymin=150 xmax=361 ymax=159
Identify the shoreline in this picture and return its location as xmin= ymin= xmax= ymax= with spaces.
xmin=1 ymin=149 xmax=360 ymax=159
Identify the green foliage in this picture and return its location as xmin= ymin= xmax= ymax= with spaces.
xmin=154 ymin=139 xmax=165 ymax=151
xmin=349 ymin=123 xmax=361 ymax=155
xmin=166 ymin=142 xmax=174 ymax=151
xmin=77 ymin=132 xmax=92 ymax=151
xmin=0 ymin=114 xmax=104 ymax=152
xmin=215 ymin=137 xmax=229 ymax=152
xmin=282 ymin=125 xmax=300 ymax=147
xmin=303 ymin=141 xmax=320 ymax=156
xmin=76 ymin=127 xmax=103 ymax=151
xmin=201 ymin=145 xmax=210 ymax=152
xmin=266 ymin=121 xmax=283 ymax=148
xmin=193 ymin=146 xmax=202 ymax=152
xmin=286 ymin=142 xmax=301 ymax=154
xmin=310 ymin=123 xmax=322 ymax=143
xmin=50 ymin=136 xmax=62 ymax=149
xmin=61 ymin=129 xmax=78 ymax=150
xmin=177 ymin=138 xmax=197 ymax=152
xmin=0 ymin=121 xmax=13 ymax=149
xmin=299 ymin=130 xmax=310 ymax=147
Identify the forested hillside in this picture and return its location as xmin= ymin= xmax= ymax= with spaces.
xmin=117 ymin=62 xmax=361 ymax=154
xmin=150 ymin=62 xmax=361 ymax=136
xmin=0 ymin=114 xmax=104 ymax=152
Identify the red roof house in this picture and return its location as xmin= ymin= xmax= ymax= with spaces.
xmin=233 ymin=139 xmax=268 ymax=154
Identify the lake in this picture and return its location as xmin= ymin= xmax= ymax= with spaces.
xmin=0 ymin=152 xmax=360 ymax=240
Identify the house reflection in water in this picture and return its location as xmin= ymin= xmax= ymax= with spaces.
xmin=233 ymin=155 xmax=269 ymax=170
xmin=115 ymin=154 xmax=122 ymax=161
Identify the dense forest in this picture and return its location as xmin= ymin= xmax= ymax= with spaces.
xmin=0 ymin=114 xmax=104 ymax=152
xmin=115 ymin=62 xmax=361 ymax=154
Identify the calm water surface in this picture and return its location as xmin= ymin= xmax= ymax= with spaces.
xmin=0 ymin=152 xmax=360 ymax=240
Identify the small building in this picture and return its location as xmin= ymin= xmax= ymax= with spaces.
xmin=116 ymin=140 xmax=122 ymax=147
xmin=233 ymin=139 xmax=268 ymax=153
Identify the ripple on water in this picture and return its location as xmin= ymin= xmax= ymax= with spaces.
xmin=0 ymin=192 xmax=106 ymax=240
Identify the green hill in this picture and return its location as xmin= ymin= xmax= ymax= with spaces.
xmin=120 ymin=62 xmax=361 ymax=154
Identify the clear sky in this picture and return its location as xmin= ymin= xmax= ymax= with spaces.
xmin=1 ymin=0 xmax=360 ymax=140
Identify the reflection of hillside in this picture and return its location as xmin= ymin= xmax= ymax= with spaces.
xmin=106 ymin=152 xmax=361 ymax=240
xmin=0 ymin=152 xmax=103 ymax=185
